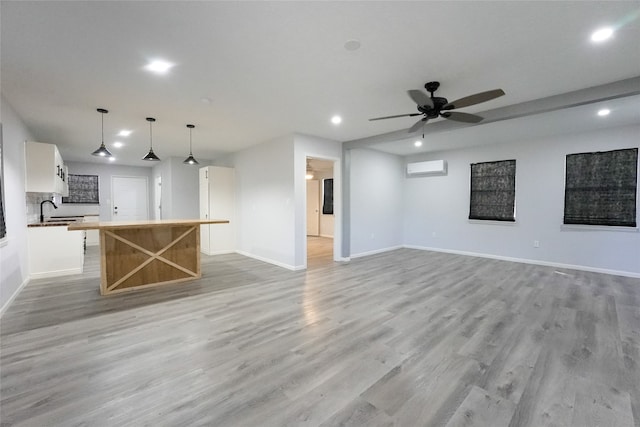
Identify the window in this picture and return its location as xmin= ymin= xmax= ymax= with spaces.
xmin=63 ymin=174 xmax=100 ymax=204
xmin=469 ymin=159 xmax=516 ymax=222
xmin=322 ymin=178 xmax=333 ymax=215
xmin=564 ymin=148 xmax=638 ymax=227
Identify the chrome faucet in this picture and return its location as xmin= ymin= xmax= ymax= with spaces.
xmin=40 ymin=199 xmax=58 ymax=222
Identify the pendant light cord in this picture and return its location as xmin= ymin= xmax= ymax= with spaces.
xmin=189 ymin=127 xmax=193 ymax=155
xmin=149 ymin=120 xmax=153 ymax=149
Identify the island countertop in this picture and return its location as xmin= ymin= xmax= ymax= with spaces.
xmin=67 ymin=218 xmax=229 ymax=231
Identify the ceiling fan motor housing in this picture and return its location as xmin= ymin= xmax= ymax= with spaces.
xmin=418 ymin=97 xmax=449 ymax=118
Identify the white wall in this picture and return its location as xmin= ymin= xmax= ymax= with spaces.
xmin=403 ymin=124 xmax=640 ymax=276
xmin=233 ymin=135 xmax=297 ymax=268
xmin=1 ymin=96 xmax=32 ymax=314
xmin=61 ymin=161 xmax=153 ymax=221
xmin=294 ymin=133 xmax=342 ymax=267
xmin=349 ymin=148 xmax=404 ymax=257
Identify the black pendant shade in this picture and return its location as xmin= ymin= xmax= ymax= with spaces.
xmin=183 ymin=124 xmax=199 ymax=165
xmin=91 ymin=108 xmax=113 ymax=158
xmin=142 ymin=117 xmax=160 ymax=161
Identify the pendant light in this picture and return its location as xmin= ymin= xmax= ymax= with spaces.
xmin=183 ymin=124 xmax=199 ymax=165
xmin=91 ymin=108 xmax=113 ymax=157
xmin=142 ymin=117 xmax=160 ymax=161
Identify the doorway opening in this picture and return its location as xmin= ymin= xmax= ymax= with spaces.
xmin=306 ymin=157 xmax=335 ymax=268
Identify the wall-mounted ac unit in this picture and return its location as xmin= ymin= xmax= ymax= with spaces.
xmin=407 ymin=160 xmax=447 ymax=176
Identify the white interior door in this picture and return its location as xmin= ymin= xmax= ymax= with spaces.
xmin=306 ymin=180 xmax=320 ymax=236
xmin=112 ymin=176 xmax=149 ymax=221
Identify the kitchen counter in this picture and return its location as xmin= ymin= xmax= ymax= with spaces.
xmin=67 ymin=219 xmax=229 ymax=295
xmin=28 ymin=219 xmax=81 ymax=227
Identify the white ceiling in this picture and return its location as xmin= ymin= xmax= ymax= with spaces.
xmin=2 ymin=1 xmax=639 ymax=166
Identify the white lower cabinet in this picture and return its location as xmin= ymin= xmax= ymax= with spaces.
xmin=27 ymin=226 xmax=84 ymax=278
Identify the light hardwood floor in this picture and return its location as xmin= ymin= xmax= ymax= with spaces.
xmin=1 ymin=246 xmax=639 ymax=426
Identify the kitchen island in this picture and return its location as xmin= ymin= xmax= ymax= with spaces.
xmin=68 ymin=219 xmax=229 ymax=295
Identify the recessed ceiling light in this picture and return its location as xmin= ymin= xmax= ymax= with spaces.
xmin=597 ymin=108 xmax=611 ymax=116
xmin=591 ymin=27 xmax=614 ymax=43
xmin=331 ymin=115 xmax=342 ymax=125
xmin=113 ymin=141 xmax=124 ymax=148
xmin=414 ymin=140 xmax=423 ymax=147
xmin=109 ymin=156 xmax=116 ymax=162
xmin=145 ymin=59 xmax=174 ymax=74
xmin=344 ymin=39 xmax=361 ymax=51
xmin=118 ymin=130 xmax=132 ymax=137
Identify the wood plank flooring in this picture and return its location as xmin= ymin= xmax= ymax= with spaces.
xmin=1 ymin=246 xmax=639 ymax=426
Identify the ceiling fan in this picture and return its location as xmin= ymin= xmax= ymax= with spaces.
xmin=369 ymin=81 xmax=505 ymax=133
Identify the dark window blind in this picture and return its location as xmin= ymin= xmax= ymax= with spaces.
xmin=0 ymin=177 xmax=5 ymax=239
xmin=469 ymin=159 xmax=516 ymax=221
xmin=322 ymin=178 xmax=334 ymax=215
xmin=564 ymin=148 xmax=638 ymax=227
xmin=0 ymin=125 xmax=5 ymax=239
xmin=62 ymin=174 xmax=100 ymax=204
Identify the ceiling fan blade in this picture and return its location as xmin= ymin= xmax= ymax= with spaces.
xmin=407 ymin=90 xmax=434 ymax=108
xmin=443 ymin=89 xmax=505 ymax=110
xmin=369 ymin=113 xmax=422 ymax=121
xmin=408 ymin=117 xmax=428 ymax=133
xmin=441 ymin=111 xmax=484 ymax=123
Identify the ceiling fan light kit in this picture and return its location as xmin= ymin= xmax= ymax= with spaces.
xmin=370 ymin=81 xmax=506 ymax=134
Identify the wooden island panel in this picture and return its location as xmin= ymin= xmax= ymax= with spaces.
xmin=69 ymin=219 xmax=228 ymax=295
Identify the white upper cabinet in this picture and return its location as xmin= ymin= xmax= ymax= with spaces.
xmin=25 ymin=141 xmax=66 ymax=194
xmin=62 ymin=165 xmax=69 ymax=197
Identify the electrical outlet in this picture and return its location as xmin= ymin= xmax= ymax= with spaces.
xmin=534 ymin=240 xmax=540 ymax=248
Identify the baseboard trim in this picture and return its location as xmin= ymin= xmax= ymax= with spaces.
xmin=351 ymin=245 xmax=403 ymax=259
xmin=235 ymin=250 xmax=304 ymax=271
xmin=29 ymin=268 xmax=83 ymax=280
xmin=403 ymin=245 xmax=640 ymax=278
xmin=201 ymin=249 xmax=236 ymax=256
xmin=0 ymin=277 xmax=29 ymax=318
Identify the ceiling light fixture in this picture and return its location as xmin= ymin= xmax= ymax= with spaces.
xmin=344 ymin=39 xmax=361 ymax=51
xmin=142 ymin=117 xmax=161 ymax=161
xmin=109 ymin=157 xmax=116 ymax=162
xmin=113 ymin=141 xmax=124 ymax=148
xmin=331 ymin=115 xmax=342 ymax=125
xmin=91 ymin=108 xmax=113 ymax=158
xmin=597 ymin=108 xmax=611 ymax=116
xmin=306 ymin=159 xmax=314 ymax=180
xmin=591 ymin=27 xmax=614 ymax=43
xmin=183 ymin=124 xmax=199 ymax=165
xmin=118 ymin=130 xmax=132 ymax=137
xmin=145 ymin=59 xmax=174 ymax=74
xmin=414 ymin=140 xmax=423 ymax=147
